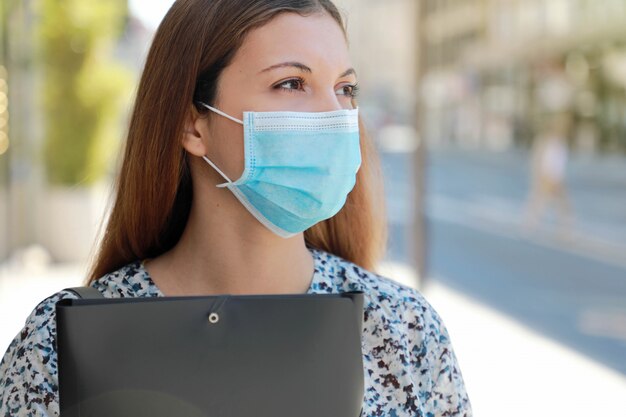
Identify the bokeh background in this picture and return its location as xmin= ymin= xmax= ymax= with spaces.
xmin=1 ymin=0 xmax=625 ymax=415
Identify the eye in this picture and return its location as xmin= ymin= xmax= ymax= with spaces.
xmin=273 ymin=77 xmax=305 ymax=93
xmin=336 ymin=83 xmax=360 ymax=98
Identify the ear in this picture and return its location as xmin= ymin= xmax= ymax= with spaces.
xmin=181 ymin=106 xmax=208 ymax=157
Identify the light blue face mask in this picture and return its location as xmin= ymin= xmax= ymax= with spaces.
xmin=198 ymin=102 xmax=361 ymax=238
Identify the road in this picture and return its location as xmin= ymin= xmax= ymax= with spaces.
xmin=380 ymin=146 xmax=626 ymax=375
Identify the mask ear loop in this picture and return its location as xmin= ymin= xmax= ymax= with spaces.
xmin=198 ymin=102 xmax=244 ymax=125
xmin=196 ymin=102 xmax=245 ymax=188
xmin=201 ymin=156 xmax=232 ymax=188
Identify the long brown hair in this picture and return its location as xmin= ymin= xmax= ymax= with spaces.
xmin=87 ymin=0 xmax=387 ymax=284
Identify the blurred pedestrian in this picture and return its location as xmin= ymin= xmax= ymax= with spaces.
xmin=0 ymin=1 xmax=472 ymax=416
xmin=524 ymin=113 xmax=575 ymax=237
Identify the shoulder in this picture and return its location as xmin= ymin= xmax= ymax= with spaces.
xmin=313 ymin=247 xmax=452 ymax=360
xmin=91 ymin=260 xmax=160 ymax=298
xmin=1 ymin=288 xmax=81 ymax=367
xmin=312 ymin=248 xmax=441 ymax=330
xmin=314 ymin=248 xmax=472 ymax=415
xmin=0 ymin=260 xmax=154 ymax=415
xmin=0 ymin=288 xmax=79 ymax=416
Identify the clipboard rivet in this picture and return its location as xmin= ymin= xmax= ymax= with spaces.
xmin=208 ymin=312 xmax=219 ymax=324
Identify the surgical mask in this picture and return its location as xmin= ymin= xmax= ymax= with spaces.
xmin=198 ymin=102 xmax=361 ymax=238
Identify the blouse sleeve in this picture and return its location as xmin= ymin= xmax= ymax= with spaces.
xmin=410 ymin=291 xmax=473 ymax=417
xmin=0 ymin=290 xmax=78 ymax=417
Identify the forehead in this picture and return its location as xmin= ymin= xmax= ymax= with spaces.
xmin=233 ymin=11 xmax=351 ymax=73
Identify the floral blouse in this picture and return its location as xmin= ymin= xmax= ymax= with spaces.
xmin=0 ymin=246 xmax=472 ymax=416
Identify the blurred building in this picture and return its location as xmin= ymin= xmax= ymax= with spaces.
xmin=0 ymin=65 xmax=7 ymax=260
xmin=0 ymin=1 xmax=146 ymax=263
xmin=0 ymin=0 xmax=39 ymax=262
xmin=420 ymin=0 xmax=626 ymax=153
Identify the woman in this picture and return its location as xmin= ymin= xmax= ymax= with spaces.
xmin=0 ymin=0 xmax=472 ymax=416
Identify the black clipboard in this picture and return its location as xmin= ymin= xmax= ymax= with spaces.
xmin=55 ymin=287 xmax=365 ymax=417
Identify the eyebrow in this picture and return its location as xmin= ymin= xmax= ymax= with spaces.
xmin=258 ymin=61 xmax=357 ymax=78
xmin=339 ymin=68 xmax=357 ymax=78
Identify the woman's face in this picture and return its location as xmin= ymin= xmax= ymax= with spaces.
xmin=186 ymin=11 xmax=358 ymax=185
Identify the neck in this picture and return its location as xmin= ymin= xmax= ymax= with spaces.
xmin=144 ymin=180 xmax=315 ymax=297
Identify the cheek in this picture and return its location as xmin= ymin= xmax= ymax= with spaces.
xmin=207 ymin=118 xmax=246 ymax=181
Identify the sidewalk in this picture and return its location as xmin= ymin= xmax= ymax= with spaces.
xmin=2 ymin=261 xmax=625 ymax=417
xmin=425 ymin=280 xmax=626 ymax=417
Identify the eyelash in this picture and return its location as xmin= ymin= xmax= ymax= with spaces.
xmin=273 ymin=77 xmax=360 ymax=99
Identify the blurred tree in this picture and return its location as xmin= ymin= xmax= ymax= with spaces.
xmin=37 ymin=0 xmax=132 ymax=185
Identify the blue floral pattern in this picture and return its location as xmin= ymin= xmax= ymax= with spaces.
xmin=0 ymin=246 xmax=472 ymax=416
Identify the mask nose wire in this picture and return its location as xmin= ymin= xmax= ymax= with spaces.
xmin=197 ymin=101 xmax=244 ymax=188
